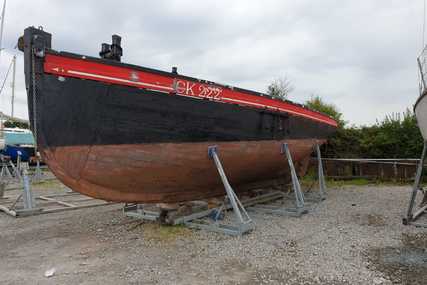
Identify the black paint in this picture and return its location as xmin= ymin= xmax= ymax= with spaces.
xmin=32 ymin=74 xmax=335 ymax=147
xmin=21 ymin=26 xmax=336 ymax=149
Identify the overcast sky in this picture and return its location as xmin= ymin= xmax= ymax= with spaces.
xmin=0 ymin=1 xmax=423 ymax=125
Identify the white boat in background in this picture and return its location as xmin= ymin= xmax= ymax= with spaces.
xmin=415 ymin=46 xmax=427 ymax=140
xmin=0 ymin=131 xmax=4 ymax=150
xmin=415 ymin=92 xmax=427 ymax=140
xmin=403 ymin=0 xmax=427 ymax=227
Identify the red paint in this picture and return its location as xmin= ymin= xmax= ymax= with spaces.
xmin=44 ymin=53 xmax=338 ymax=127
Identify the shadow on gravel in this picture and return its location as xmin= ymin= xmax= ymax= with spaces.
xmin=368 ymin=232 xmax=427 ymax=285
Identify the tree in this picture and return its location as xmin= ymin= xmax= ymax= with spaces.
xmin=266 ymin=77 xmax=294 ymax=100
xmin=4 ymin=120 xmax=30 ymax=129
xmin=305 ymin=95 xmax=345 ymax=127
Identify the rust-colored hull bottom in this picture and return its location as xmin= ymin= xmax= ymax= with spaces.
xmin=40 ymin=139 xmax=323 ymax=203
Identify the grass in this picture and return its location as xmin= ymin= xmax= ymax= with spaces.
xmin=300 ymin=168 xmax=408 ymax=188
xmin=32 ymin=178 xmax=61 ymax=188
xmin=141 ymin=223 xmax=192 ymax=243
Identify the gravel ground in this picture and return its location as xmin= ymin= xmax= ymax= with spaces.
xmin=0 ymin=184 xmax=426 ymax=285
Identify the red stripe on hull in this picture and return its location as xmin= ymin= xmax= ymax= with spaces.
xmin=43 ymin=53 xmax=337 ymax=127
xmin=40 ymin=140 xmax=322 ymax=203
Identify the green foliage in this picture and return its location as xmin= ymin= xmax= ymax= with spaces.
xmin=358 ymin=110 xmax=423 ymax=158
xmin=3 ymin=120 xmax=30 ymax=129
xmin=325 ymin=108 xmax=423 ymax=158
xmin=323 ymin=127 xmax=362 ymax=158
xmin=305 ymin=95 xmax=345 ymax=127
xmin=304 ymin=95 xmax=423 ymax=159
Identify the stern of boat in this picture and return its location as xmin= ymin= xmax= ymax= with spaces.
xmin=18 ymin=26 xmax=52 ymax=148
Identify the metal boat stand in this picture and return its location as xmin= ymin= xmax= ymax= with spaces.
xmin=304 ymin=143 xmax=327 ymax=202
xmin=123 ymin=143 xmax=328 ymax=234
xmin=0 ymin=169 xmax=42 ymax=216
xmin=31 ymin=155 xmax=44 ymax=182
xmin=0 ymin=159 xmax=23 ymax=184
xmin=1 ymin=169 xmax=113 ymax=217
xmin=183 ymin=146 xmax=255 ymax=236
xmin=403 ymin=141 xmax=427 ymax=227
xmin=250 ymin=142 xmax=327 ymax=216
xmin=10 ymin=160 xmax=22 ymax=182
xmin=250 ymin=143 xmax=308 ymax=217
xmin=0 ymin=155 xmax=13 ymax=181
xmin=123 ymin=192 xmax=284 ymax=234
xmin=123 ymin=204 xmax=160 ymax=221
xmin=123 ymin=146 xmax=257 ymax=236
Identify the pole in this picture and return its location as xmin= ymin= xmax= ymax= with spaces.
xmin=0 ymin=111 xmax=3 ymax=149
xmin=10 ymin=54 xmax=15 ymax=117
xmin=0 ymin=0 xmax=6 ymax=59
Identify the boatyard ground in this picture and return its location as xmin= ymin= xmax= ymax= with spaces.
xmin=1 ymin=181 xmax=426 ymax=285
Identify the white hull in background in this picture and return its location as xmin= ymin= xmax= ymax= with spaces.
xmin=415 ymin=92 xmax=427 ymax=141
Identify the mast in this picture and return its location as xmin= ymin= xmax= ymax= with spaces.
xmin=0 ymin=0 xmax=5 ymax=59
xmin=0 ymin=0 xmax=5 ymax=136
xmin=10 ymin=54 xmax=15 ymax=117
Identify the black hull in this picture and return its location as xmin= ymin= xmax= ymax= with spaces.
xmin=33 ymin=74 xmax=335 ymax=148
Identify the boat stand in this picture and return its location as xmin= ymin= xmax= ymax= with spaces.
xmin=123 ymin=191 xmax=284 ymax=233
xmin=403 ymin=141 xmax=427 ymax=227
xmin=124 ymin=146 xmax=258 ymax=236
xmin=123 ymin=203 xmax=160 ymax=221
xmin=123 ymin=143 xmax=328 ymax=234
xmin=251 ymin=143 xmax=308 ymax=217
xmin=305 ymin=143 xmax=327 ymax=202
xmin=0 ymin=169 xmax=43 ymax=216
xmin=183 ymin=146 xmax=255 ymax=236
xmin=0 ymin=169 xmax=113 ymax=217
xmin=31 ymin=156 xmax=44 ymax=183
xmin=0 ymin=156 xmax=13 ymax=181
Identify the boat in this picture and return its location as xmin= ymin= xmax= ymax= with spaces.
xmin=416 ymin=46 xmax=427 ymax=140
xmin=1 ymin=127 xmax=35 ymax=161
xmin=0 ymin=123 xmax=4 ymax=150
xmin=0 ymin=114 xmax=33 ymax=161
xmin=18 ymin=26 xmax=337 ymax=203
xmin=404 ymin=29 xmax=427 ymax=226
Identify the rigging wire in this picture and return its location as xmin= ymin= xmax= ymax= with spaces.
xmin=423 ymin=0 xmax=426 ymax=49
xmin=0 ymin=0 xmax=6 ymax=60
xmin=0 ymin=56 xmax=13 ymax=97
